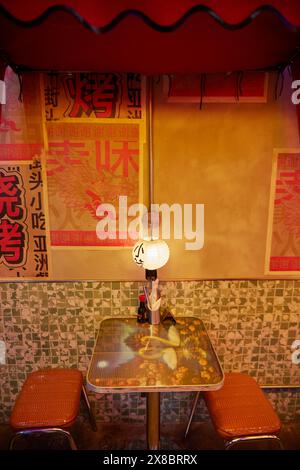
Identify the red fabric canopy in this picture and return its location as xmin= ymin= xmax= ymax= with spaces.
xmin=0 ymin=1 xmax=300 ymax=73
xmin=2 ymin=1 xmax=300 ymax=26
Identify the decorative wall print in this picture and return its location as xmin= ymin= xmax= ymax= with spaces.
xmin=0 ymin=160 xmax=50 ymax=278
xmin=45 ymin=121 xmax=142 ymax=247
xmin=266 ymin=149 xmax=300 ymax=273
xmin=165 ymin=72 xmax=268 ymax=103
xmin=0 ymin=143 xmax=43 ymax=161
xmin=43 ymin=73 xmax=143 ymax=121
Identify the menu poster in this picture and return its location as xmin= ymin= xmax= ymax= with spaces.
xmin=0 ymin=160 xmax=50 ymax=278
xmin=266 ymin=149 xmax=300 ymax=273
xmin=45 ymin=121 xmax=142 ymax=247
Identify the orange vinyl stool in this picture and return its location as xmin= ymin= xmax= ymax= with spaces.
xmin=185 ymin=373 xmax=283 ymax=450
xmin=10 ymin=368 xmax=97 ymax=450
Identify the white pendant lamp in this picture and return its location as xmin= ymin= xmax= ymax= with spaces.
xmin=142 ymin=239 xmax=170 ymax=270
xmin=132 ymin=239 xmax=170 ymax=270
xmin=132 ymin=77 xmax=170 ymax=275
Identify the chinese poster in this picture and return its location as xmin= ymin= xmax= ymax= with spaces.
xmin=266 ymin=150 xmax=300 ymax=273
xmin=0 ymin=161 xmax=49 ymax=278
xmin=44 ymin=72 xmax=144 ymax=121
xmin=45 ymin=121 xmax=141 ymax=247
xmin=0 ymin=69 xmax=145 ymax=277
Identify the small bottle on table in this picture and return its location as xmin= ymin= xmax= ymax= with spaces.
xmin=137 ymin=294 xmax=147 ymax=323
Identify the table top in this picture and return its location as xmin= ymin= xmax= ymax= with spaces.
xmin=87 ymin=316 xmax=224 ymax=393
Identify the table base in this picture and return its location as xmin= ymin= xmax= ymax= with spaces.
xmin=147 ymin=392 xmax=160 ymax=450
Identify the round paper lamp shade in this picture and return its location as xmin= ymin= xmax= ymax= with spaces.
xmin=142 ymin=239 xmax=170 ymax=270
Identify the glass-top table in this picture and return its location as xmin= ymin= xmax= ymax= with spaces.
xmin=87 ymin=316 xmax=224 ymax=449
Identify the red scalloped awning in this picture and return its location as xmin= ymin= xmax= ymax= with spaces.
xmin=2 ymin=1 xmax=300 ymax=26
xmin=1 ymin=1 xmax=300 ymax=73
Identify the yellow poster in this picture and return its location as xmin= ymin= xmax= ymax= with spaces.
xmin=0 ymin=161 xmax=50 ymax=278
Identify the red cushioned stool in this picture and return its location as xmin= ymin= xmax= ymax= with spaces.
xmin=10 ymin=368 xmax=97 ymax=450
xmin=185 ymin=373 xmax=283 ymax=450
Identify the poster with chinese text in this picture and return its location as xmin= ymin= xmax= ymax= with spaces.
xmin=0 ymin=161 xmax=50 ymax=278
xmin=43 ymin=72 xmax=144 ymax=121
xmin=266 ymin=149 xmax=300 ymax=273
xmin=45 ymin=121 xmax=143 ymax=248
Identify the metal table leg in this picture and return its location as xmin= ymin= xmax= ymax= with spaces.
xmin=146 ymin=392 xmax=160 ymax=450
xmin=184 ymin=391 xmax=200 ymax=438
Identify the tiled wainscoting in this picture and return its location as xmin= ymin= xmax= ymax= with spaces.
xmin=0 ymin=280 xmax=300 ymax=424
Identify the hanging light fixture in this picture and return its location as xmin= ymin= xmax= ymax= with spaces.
xmin=132 ymin=76 xmax=170 ymax=280
xmin=132 ymin=238 xmax=169 ymax=271
xmin=143 ymin=239 xmax=169 ymax=270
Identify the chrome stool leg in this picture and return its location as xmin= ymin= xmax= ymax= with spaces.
xmin=63 ymin=429 xmax=78 ymax=450
xmin=9 ymin=427 xmax=78 ymax=450
xmin=184 ymin=391 xmax=201 ymax=439
xmin=9 ymin=433 xmax=20 ymax=450
xmin=225 ymin=434 xmax=284 ymax=450
xmin=81 ymin=384 xmax=97 ymax=431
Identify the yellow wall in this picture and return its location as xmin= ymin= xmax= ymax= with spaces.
xmin=151 ymin=74 xmax=299 ymax=280
xmin=3 ymin=71 xmax=298 ymax=280
xmin=53 ymin=74 xmax=300 ymax=280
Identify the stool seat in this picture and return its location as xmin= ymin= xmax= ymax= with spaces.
xmin=10 ymin=369 xmax=83 ymax=430
xmin=203 ymin=373 xmax=281 ymax=439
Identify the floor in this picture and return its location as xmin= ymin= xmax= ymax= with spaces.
xmin=1 ymin=420 xmax=300 ymax=450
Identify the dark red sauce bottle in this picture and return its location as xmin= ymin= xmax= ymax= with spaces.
xmin=137 ymin=294 xmax=147 ymax=323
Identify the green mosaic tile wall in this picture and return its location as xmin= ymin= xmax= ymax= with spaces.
xmin=0 ymin=280 xmax=300 ymax=424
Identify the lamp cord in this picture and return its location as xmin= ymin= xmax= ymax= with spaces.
xmin=148 ymin=76 xmax=154 ymax=240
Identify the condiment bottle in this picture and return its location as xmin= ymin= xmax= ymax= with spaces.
xmin=137 ymin=294 xmax=147 ymax=323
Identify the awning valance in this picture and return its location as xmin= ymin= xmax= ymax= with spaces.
xmin=1 ymin=1 xmax=300 ymax=73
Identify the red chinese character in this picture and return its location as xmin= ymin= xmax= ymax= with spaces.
xmin=0 ymin=172 xmax=23 ymax=219
xmin=64 ymin=73 xmax=119 ymax=118
xmin=111 ymin=140 xmax=139 ymax=177
xmin=0 ymin=219 xmax=25 ymax=264
xmin=0 ymin=173 xmax=20 ymax=196
xmin=96 ymin=140 xmax=139 ymax=176
xmin=275 ymin=170 xmax=300 ymax=205
xmin=47 ymin=141 xmax=89 ymax=175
